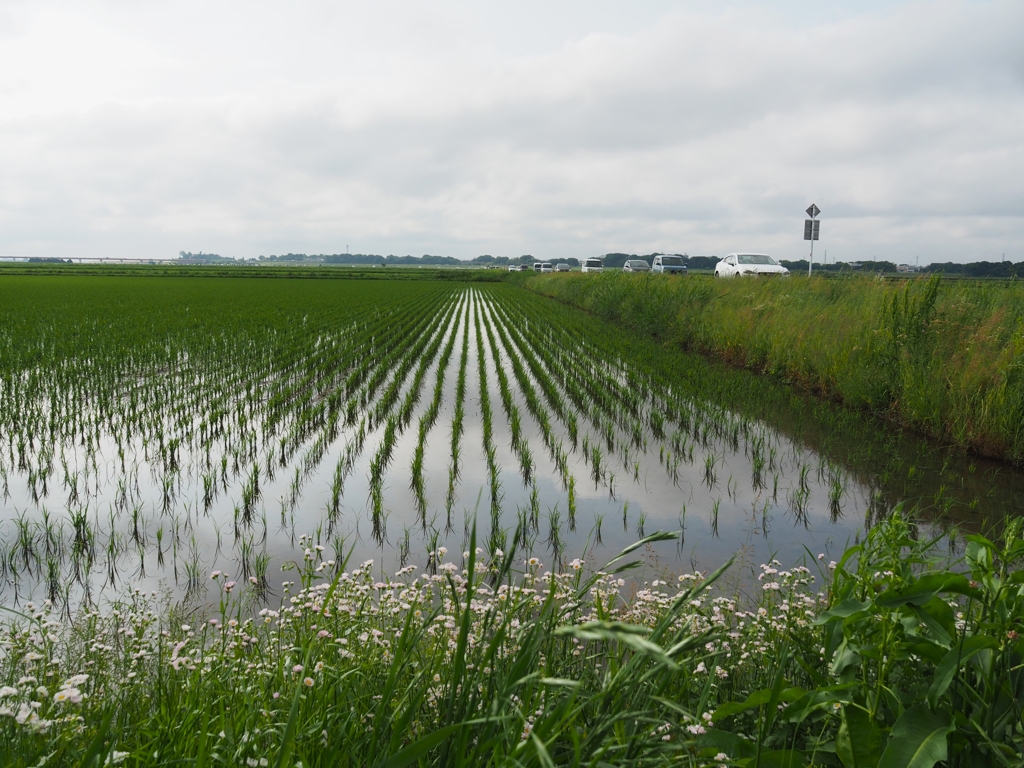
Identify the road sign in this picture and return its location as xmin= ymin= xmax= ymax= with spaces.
xmin=804 ymin=219 xmax=819 ymax=240
xmin=806 ymin=204 xmax=820 ymax=218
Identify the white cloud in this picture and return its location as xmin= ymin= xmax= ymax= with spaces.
xmin=0 ymin=0 xmax=1021 ymax=262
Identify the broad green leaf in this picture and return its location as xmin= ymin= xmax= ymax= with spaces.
xmin=926 ymin=636 xmax=999 ymax=709
xmin=906 ymin=640 xmax=947 ymax=665
xmin=814 ymin=598 xmax=872 ymax=625
xmin=831 ymin=640 xmax=862 ymax=677
xmin=747 ymin=749 xmax=808 ymax=768
xmin=877 ymin=704 xmax=954 ymax=768
xmin=911 ymin=600 xmax=953 ymax=648
xmin=713 ymin=687 xmax=805 ymax=721
xmin=875 ymin=573 xmax=973 ymax=608
xmin=697 ymin=729 xmax=756 ymax=759
xmin=836 ymin=705 xmax=884 ymax=768
xmin=965 ymin=538 xmax=993 ymax=573
xmin=780 ymin=685 xmax=855 ymax=725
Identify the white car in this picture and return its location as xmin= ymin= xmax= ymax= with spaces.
xmin=582 ymin=258 xmax=603 ymax=273
xmin=507 ymin=265 xmax=520 ymax=272
xmin=622 ymin=259 xmax=650 ymax=273
xmin=533 ymin=262 xmax=553 ymax=273
xmin=714 ymin=253 xmax=789 ymax=278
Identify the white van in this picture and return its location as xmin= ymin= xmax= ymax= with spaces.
xmin=582 ymin=258 xmax=603 ymax=273
xmin=533 ymin=263 xmax=553 ymax=273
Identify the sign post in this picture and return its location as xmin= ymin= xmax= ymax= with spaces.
xmin=804 ymin=204 xmax=820 ymax=276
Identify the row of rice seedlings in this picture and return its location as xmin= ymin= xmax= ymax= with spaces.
xmin=510 ymin=291 xmax=784 ymax=509
xmin=0 ymin=282 xmax=461 ymax=600
xmin=367 ymin=293 xmax=461 ymax=431
xmin=477 ymin=296 xmax=534 ymax=484
xmin=278 ymin=290 xmax=461 ymax=519
xmin=487 ymin=295 xmax=650 ymax=495
xmin=1 ymin=282 xmax=453 ymax=525
xmin=485 ymin=299 xmax=579 ymax=450
xmin=410 ymin=294 xmax=465 ymax=519
xmin=480 ymin=297 xmax=573 ymax=489
xmin=492 ymin=287 xmax=801 ymax=501
xmin=488 ymin=294 xmax=651 ymax=472
xmin=471 ymin=292 xmax=504 ymax=543
xmin=0 ymin=498 xmax=222 ymax=603
xmin=366 ymin=295 xmax=462 ymax=538
xmin=445 ymin=299 xmax=472 ymax=523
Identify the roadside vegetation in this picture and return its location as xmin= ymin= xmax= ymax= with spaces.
xmin=2 ymin=513 xmax=1022 ymax=766
xmin=526 ymin=273 xmax=1024 ymax=464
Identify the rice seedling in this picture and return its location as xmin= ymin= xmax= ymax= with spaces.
xmin=703 ymin=451 xmax=718 ymax=489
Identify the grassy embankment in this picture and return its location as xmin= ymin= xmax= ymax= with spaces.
xmin=3 ymin=516 xmax=1024 ymax=767
xmin=526 ymin=273 xmax=1024 ymax=464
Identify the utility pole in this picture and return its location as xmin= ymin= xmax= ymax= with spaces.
xmin=804 ymin=204 xmax=820 ymax=276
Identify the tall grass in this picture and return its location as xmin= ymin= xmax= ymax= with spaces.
xmin=527 ymin=273 xmax=1024 ymax=463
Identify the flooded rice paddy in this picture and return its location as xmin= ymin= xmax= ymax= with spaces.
xmin=1 ymin=276 xmax=1022 ymax=610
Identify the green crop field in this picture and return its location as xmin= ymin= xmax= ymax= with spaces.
xmin=1 ymin=272 xmax=1023 ymax=766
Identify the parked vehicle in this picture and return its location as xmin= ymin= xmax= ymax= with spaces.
xmin=533 ymin=263 xmax=553 ymax=273
xmin=582 ymin=258 xmax=603 ymax=273
xmin=519 ymin=265 xmax=530 ymax=272
xmin=652 ymin=255 xmax=687 ymax=275
xmin=555 ymin=263 xmax=571 ymax=272
xmin=508 ymin=265 xmax=520 ymax=272
xmin=714 ymin=253 xmax=789 ymax=278
xmin=622 ymin=259 xmax=650 ymax=273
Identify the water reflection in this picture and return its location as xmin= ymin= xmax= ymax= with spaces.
xmin=1 ymin=284 xmax=1020 ymax=611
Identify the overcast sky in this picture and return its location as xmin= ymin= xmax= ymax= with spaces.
xmin=1 ymin=0 xmax=1022 ymax=263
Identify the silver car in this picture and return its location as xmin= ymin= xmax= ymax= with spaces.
xmin=622 ymin=259 xmax=650 ymax=273
xmin=582 ymin=258 xmax=603 ymax=273
xmin=652 ymin=255 xmax=687 ymax=275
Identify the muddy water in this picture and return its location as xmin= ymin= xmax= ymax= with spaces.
xmin=1 ymin=285 xmax=1021 ymax=609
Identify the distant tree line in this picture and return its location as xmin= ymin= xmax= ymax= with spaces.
xmin=779 ymin=260 xmax=900 ymax=273
xmin=923 ymin=260 xmax=1024 ymax=278
xmin=257 ymin=253 xmax=582 ymax=267
xmin=263 ymin=253 xmax=481 ymax=266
